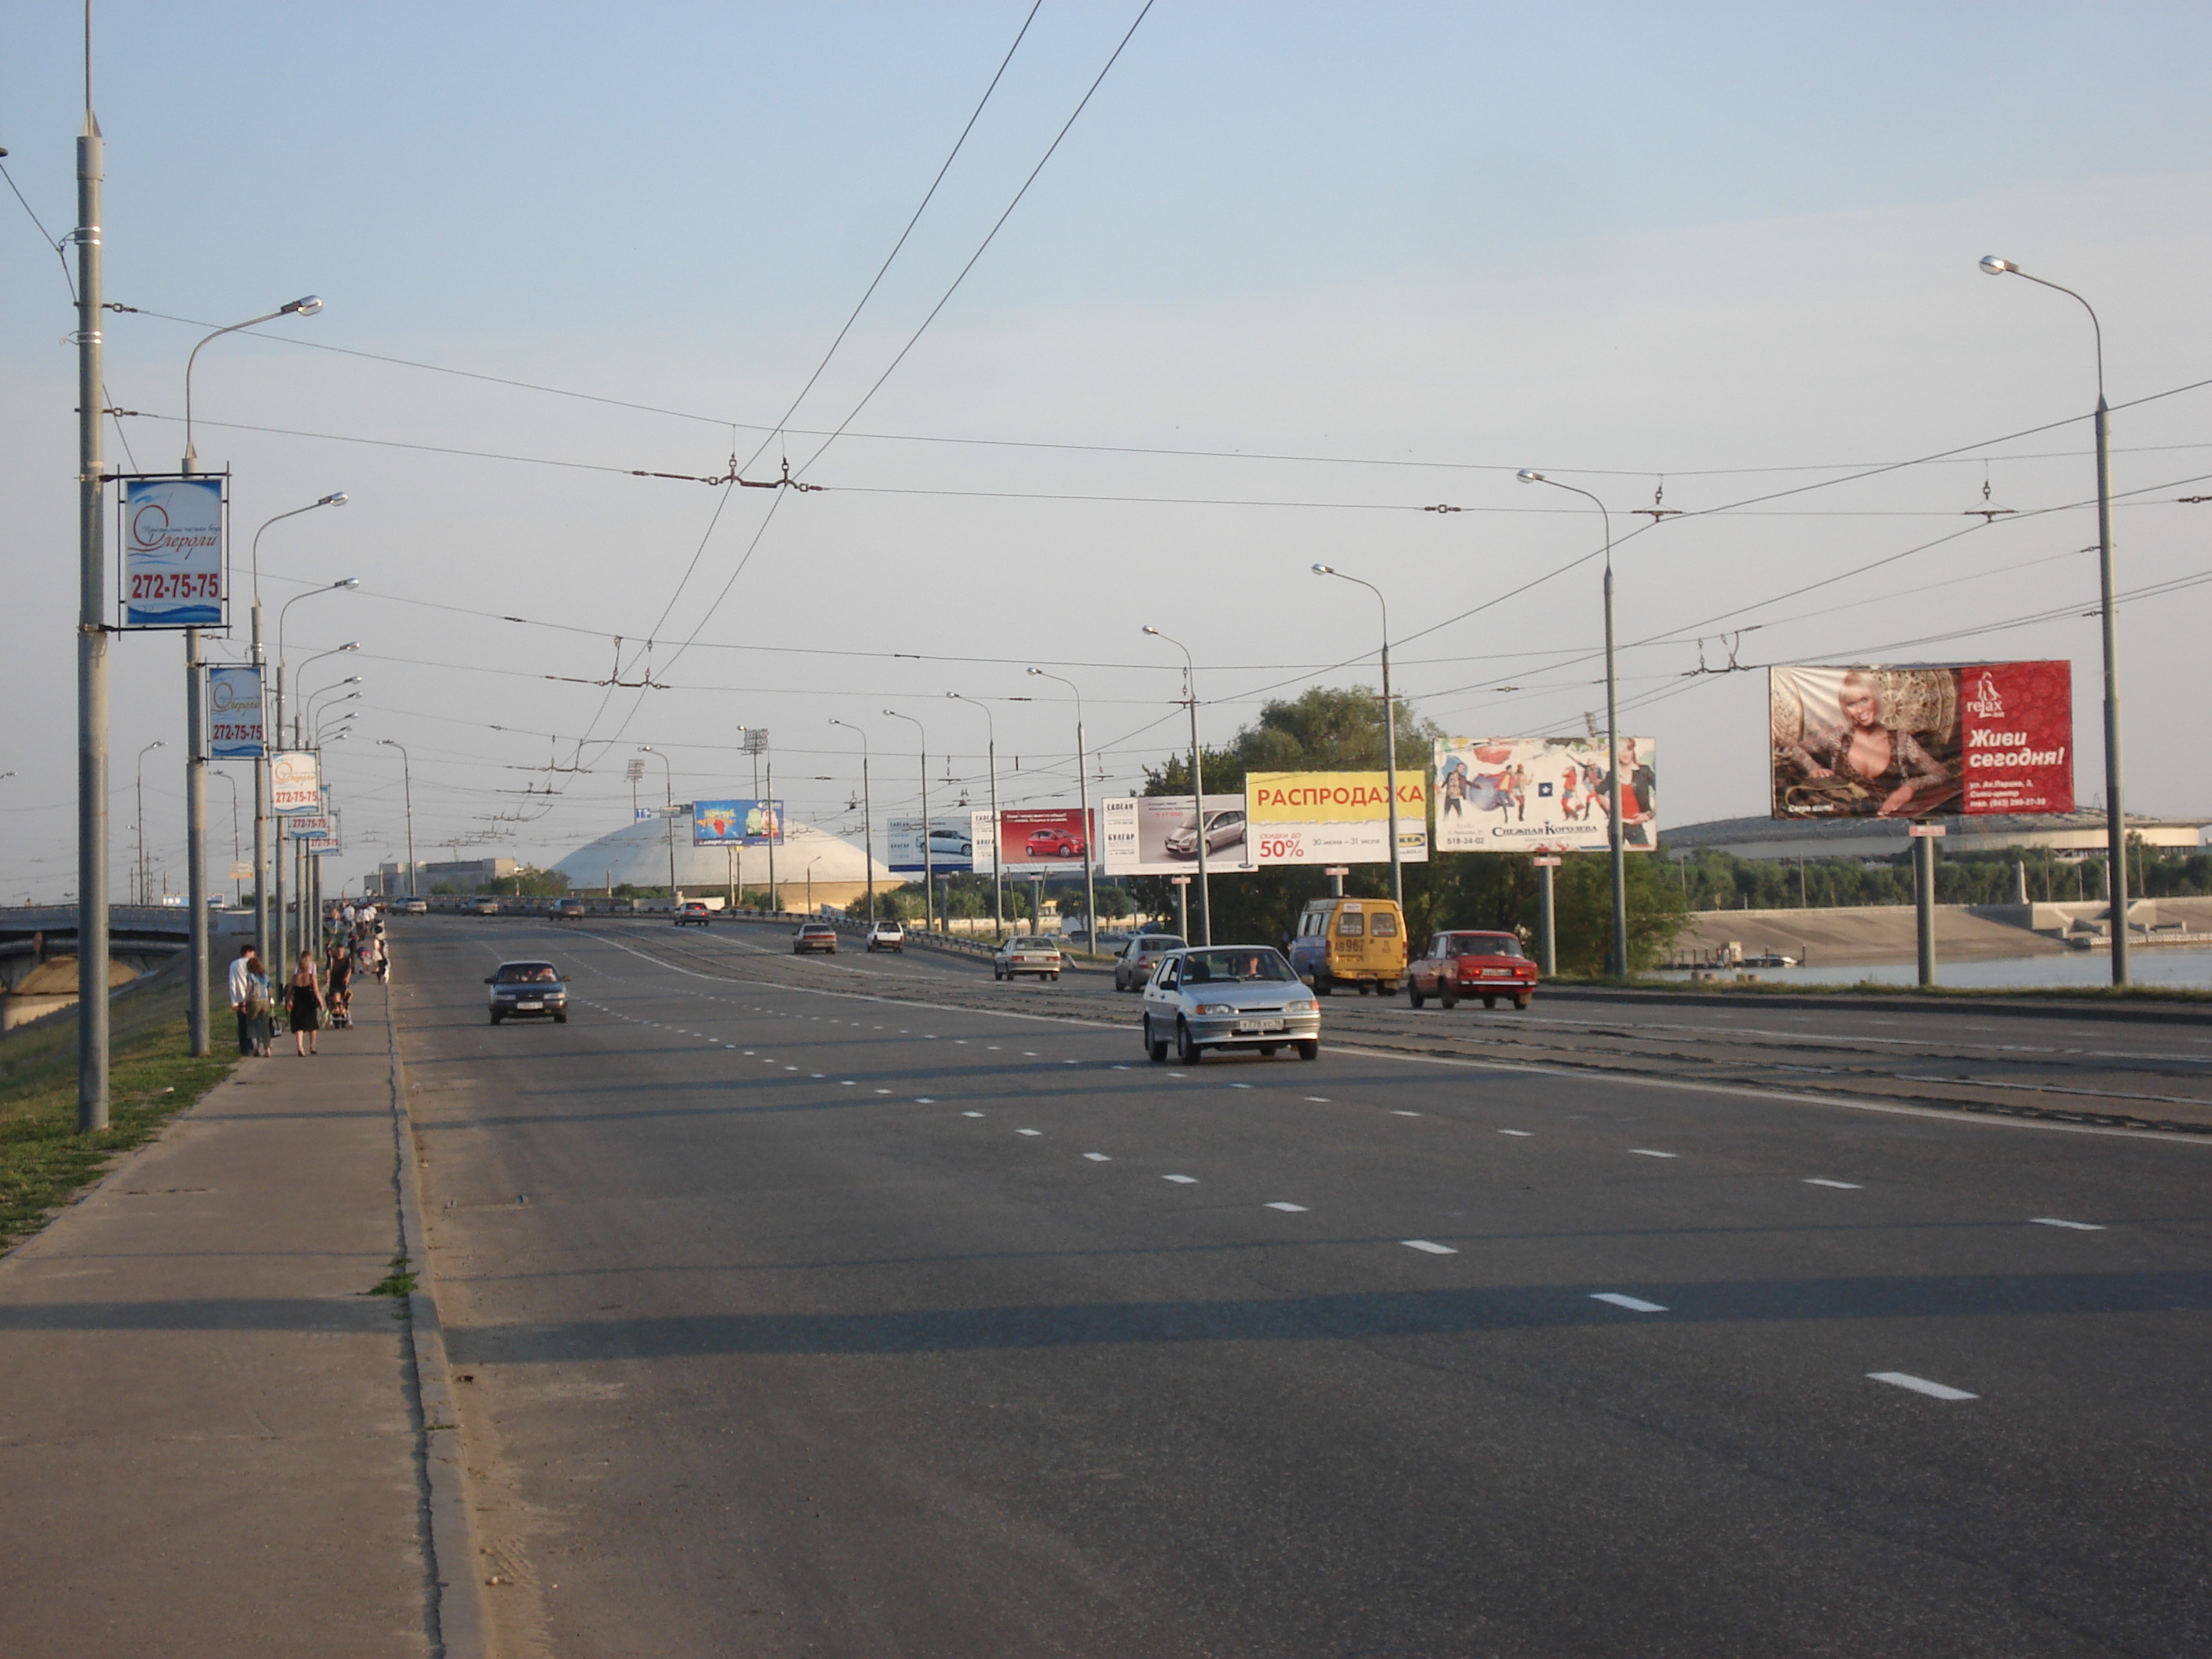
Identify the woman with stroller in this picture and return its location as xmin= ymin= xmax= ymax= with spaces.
xmin=287 ymin=950 xmax=326 ymax=1057
xmin=325 ymin=939 xmax=353 ymax=1029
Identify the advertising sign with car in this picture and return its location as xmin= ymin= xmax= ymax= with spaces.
xmin=976 ymin=807 xmax=1093 ymax=873
xmin=1769 ymin=661 xmax=2072 ymax=819
xmin=1101 ymin=794 xmax=1252 ymax=875
xmin=121 ymin=477 xmax=226 ymax=628
xmin=692 ymin=799 xmax=784 ymax=845
xmin=1434 ymin=736 xmax=1658 ymax=853
xmin=270 ymin=750 xmax=320 ymax=814
xmin=205 ymin=664 xmax=265 ymax=759
xmin=886 ymin=816 xmax=976 ymax=874
xmin=1243 ymin=772 xmax=1429 ymax=866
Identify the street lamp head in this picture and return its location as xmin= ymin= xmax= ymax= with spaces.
xmin=1978 ymin=255 xmax=2017 ymax=276
xmin=333 ymin=577 xmax=361 ymax=590
xmin=338 ymin=641 xmax=361 ymax=653
xmin=1311 ymin=563 xmax=1335 ymax=576
xmin=1516 ymin=470 xmax=1545 ymax=484
xmin=281 ymin=295 xmax=324 ymax=316
xmin=378 ymin=738 xmax=399 ymax=749
xmin=318 ymin=492 xmax=348 ymax=507
xmin=148 ymin=740 xmax=167 ymax=751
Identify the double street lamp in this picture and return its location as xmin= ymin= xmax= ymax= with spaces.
xmin=378 ymin=739 xmax=416 ymax=903
xmin=134 ymin=739 xmax=167 ymax=906
xmin=881 ymin=710 xmax=932 ymax=935
xmin=945 ymin=693 xmax=1004 ymax=939
xmin=1979 ymin=255 xmax=2131 ymax=985
xmin=636 ymin=747 xmax=678 ymax=900
xmin=1516 ymin=471 xmax=1628 ymax=978
xmin=1311 ymin=566 xmax=1404 ymax=907
xmin=827 ymin=720 xmax=875 ymax=923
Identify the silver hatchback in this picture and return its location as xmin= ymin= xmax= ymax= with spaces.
xmin=1140 ymin=946 xmax=1320 ymax=1064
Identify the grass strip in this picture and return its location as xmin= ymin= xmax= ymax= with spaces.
xmin=0 ymin=983 xmax=236 ymax=1254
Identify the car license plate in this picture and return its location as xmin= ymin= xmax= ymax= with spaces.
xmin=517 ymin=1002 xmax=543 ymax=1011
xmin=1235 ymin=1018 xmax=1285 ymax=1034
xmin=1482 ymin=969 xmax=1512 ymax=977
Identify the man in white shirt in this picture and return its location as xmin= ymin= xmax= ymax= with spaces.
xmin=226 ymin=944 xmax=262 ymax=1056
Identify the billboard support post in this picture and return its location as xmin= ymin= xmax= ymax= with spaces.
xmin=185 ymin=626 xmax=208 ymax=1053
xmin=1910 ymin=826 xmax=1943 ymax=987
xmin=1170 ymin=875 xmax=1191 ymax=941
xmin=1144 ymin=628 xmax=1210 ymax=945
xmin=1324 ymin=865 xmax=1349 ymax=899
xmin=1531 ymin=851 xmax=1564 ymax=976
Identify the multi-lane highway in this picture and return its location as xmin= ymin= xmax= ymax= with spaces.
xmin=391 ymin=913 xmax=2212 ymax=1657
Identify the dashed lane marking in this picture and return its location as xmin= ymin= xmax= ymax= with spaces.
xmin=1392 ymin=1110 xmax=1422 ymax=1117
xmin=1265 ymin=1201 xmax=1309 ymax=1212
xmin=1869 ymin=1372 xmax=1978 ymax=1401
xmin=961 ymin=1110 xmax=983 ymax=1118
xmin=1084 ymin=1152 xmax=1111 ymax=1162
xmin=1591 ymin=1292 xmax=1668 ymax=1313
xmin=1017 ymin=1129 xmax=1042 ymax=1137
xmin=2031 ymin=1217 xmax=2106 ymax=1230
xmin=1401 ymin=1240 xmax=1457 ymax=1254
xmin=1497 ymin=1129 xmax=1534 ymax=1137
xmin=1804 ymin=1178 xmax=1863 ymax=1189
xmin=1163 ymin=1174 xmax=1198 ymax=1185
xmin=1628 ymin=1149 xmax=1679 ymax=1159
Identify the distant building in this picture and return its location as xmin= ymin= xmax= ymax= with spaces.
xmin=1663 ymin=812 xmax=2207 ymax=863
xmin=549 ymin=811 xmax=894 ymax=910
xmin=375 ymin=858 xmax=518 ymax=896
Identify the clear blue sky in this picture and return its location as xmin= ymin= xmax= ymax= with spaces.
xmin=4 ymin=2 xmax=2209 ymax=896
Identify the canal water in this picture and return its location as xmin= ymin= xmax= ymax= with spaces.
xmin=1657 ymin=949 xmax=2212 ymax=991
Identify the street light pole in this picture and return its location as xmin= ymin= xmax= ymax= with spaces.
xmin=273 ymin=588 xmax=358 ymax=972
xmin=1518 ymin=471 xmax=1628 ymax=977
xmin=829 ymin=719 xmax=875 ymax=923
xmin=73 ymin=38 xmax=111 ymax=1130
xmin=637 ymin=747 xmax=677 ymax=903
xmin=1142 ymin=627 xmax=1211 ymax=945
xmin=884 ymin=711 xmax=931 ymax=936
xmin=947 ymin=694 xmax=1003 ymax=940
xmin=1026 ymin=668 xmax=1097 ymax=952
xmin=1979 ymin=255 xmax=2130 ymax=986
xmin=1312 ymin=566 xmax=1403 ymax=908
xmin=134 ymin=740 xmax=166 ymax=906
xmin=379 ymin=739 xmax=414 ymax=902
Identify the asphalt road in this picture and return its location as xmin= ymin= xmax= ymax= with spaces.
xmin=394 ymin=914 xmax=2212 ymax=1657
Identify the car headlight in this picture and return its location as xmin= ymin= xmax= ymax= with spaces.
xmin=1194 ymin=1002 xmax=1235 ymax=1015
xmin=1285 ymin=999 xmax=1318 ymax=1013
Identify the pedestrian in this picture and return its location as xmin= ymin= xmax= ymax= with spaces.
xmin=287 ymin=950 xmax=325 ymax=1057
xmin=248 ymin=956 xmax=275 ymax=1057
xmin=226 ymin=943 xmax=262 ymax=1057
xmin=326 ymin=939 xmax=353 ymax=1028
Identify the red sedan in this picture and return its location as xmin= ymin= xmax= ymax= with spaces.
xmin=1408 ymin=930 xmax=1536 ymax=1011
xmin=1025 ymin=827 xmax=1086 ymax=859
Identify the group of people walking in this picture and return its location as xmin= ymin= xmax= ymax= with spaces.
xmin=226 ymin=901 xmax=388 ymax=1058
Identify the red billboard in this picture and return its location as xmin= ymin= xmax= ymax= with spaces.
xmin=994 ymin=808 xmax=1093 ymax=873
xmin=1770 ymin=660 xmax=2073 ymax=819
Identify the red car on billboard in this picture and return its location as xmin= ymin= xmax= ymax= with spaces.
xmin=999 ymin=808 xmax=1092 ymax=869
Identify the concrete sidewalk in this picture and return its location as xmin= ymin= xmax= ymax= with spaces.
xmin=0 ymin=976 xmax=466 ymax=1658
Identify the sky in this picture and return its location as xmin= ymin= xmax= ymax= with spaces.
xmin=4 ymin=1 xmax=2210 ymax=900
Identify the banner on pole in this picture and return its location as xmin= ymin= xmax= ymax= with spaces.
xmin=1100 ymin=794 xmax=1252 ymax=874
xmin=271 ymin=750 xmax=320 ymax=814
xmin=121 ymin=477 xmax=226 ymax=628
xmin=692 ymin=800 xmax=783 ymax=845
xmin=1769 ymin=661 xmax=2073 ymax=819
xmin=205 ymin=664 xmax=265 ymax=759
xmin=1434 ymin=737 xmax=1658 ymax=853
xmin=1243 ymin=772 xmax=1429 ymax=866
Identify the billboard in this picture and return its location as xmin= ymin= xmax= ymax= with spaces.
xmin=1770 ymin=661 xmax=2073 ymax=819
xmin=205 ymin=664 xmax=265 ymax=759
xmin=122 ymin=477 xmax=225 ymax=628
xmin=1244 ymin=772 xmax=1429 ymax=866
xmin=270 ymin=750 xmax=320 ymax=814
xmin=1101 ymin=794 xmax=1253 ymax=876
xmin=977 ymin=808 xmax=1093 ymax=875
xmin=887 ymin=815 xmax=977 ymax=874
xmin=1435 ymin=737 xmax=1658 ymax=853
xmin=692 ymin=799 xmax=783 ymax=846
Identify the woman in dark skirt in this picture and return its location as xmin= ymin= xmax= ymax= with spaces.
xmin=287 ymin=950 xmax=324 ymax=1057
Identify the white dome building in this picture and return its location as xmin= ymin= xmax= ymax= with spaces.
xmin=551 ymin=811 xmax=895 ymax=911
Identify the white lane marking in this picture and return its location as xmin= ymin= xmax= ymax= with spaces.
xmin=743 ymin=1049 xmax=754 ymax=1055
xmin=2031 ymin=1217 xmax=2106 ymax=1230
xmin=1167 ymin=1071 xmax=1188 ymax=1079
xmin=1017 ymin=1129 xmax=1042 ymax=1137
xmin=1064 ymin=1060 xmax=1080 ymax=1065
xmin=1230 ymin=1083 xmax=1254 ymax=1090
xmin=986 ymin=1046 xmax=999 ymax=1050
xmin=1112 ymin=1064 xmax=1131 ymax=1071
xmin=810 ymin=1073 xmax=826 ymax=1079
xmin=840 ymin=1080 xmax=856 ymax=1086
xmin=1804 ymin=1178 xmax=1863 ymax=1189
xmin=1392 ymin=1110 xmax=1422 ymax=1117
xmin=1304 ymin=1097 xmax=1330 ymax=1102
xmin=917 ymin=1097 xmax=938 ymax=1104
xmin=1163 ymin=1174 xmax=1198 ymax=1185
xmin=1869 ymin=1372 xmax=1978 ymax=1401
xmin=1023 ymin=1051 xmax=1038 ymax=1057
xmin=1628 ymin=1148 xmax=1678 ymax=1159
xmin=961 ymin=1110 xmax=983 ymax=1117
xmin=783 ymin=1066 xmax=799 ymax=1072
xmin=1401 ymin=1239 xmax=1457 ymax=1254
xmin=1265 ymin=1201 xmax=1308 ymax=1212
xmin=1497 ymin=1129 xmax=1534 ymax=1137
xmin=1591 ymin=1292 xmax=1668 ymax=1313
xmin=875 ymin=1088 xmax=893 ymax=1095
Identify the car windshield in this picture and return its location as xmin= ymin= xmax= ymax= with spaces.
xmin=1177 ymin=948 xmax=1296 ymax=983
xmin=496 ymin=965 xmax=558 ymax=983
xmin=1012 ymin=937 xmax=1054 ymax=947
xmin=1137 ymin=936 xmax=1185 ymax=953
xmin=1449 ymin=933 xmax=1524 ymax=958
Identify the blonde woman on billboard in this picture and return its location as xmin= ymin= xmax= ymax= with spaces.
xmin=1782 ymin=670 xmax=1950 ymax=816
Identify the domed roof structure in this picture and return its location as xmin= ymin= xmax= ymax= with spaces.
xmin=550 ymin=811 xmax=893 ymax=906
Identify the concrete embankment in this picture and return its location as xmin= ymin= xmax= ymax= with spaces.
xmin=1674 ymin=895 xmax=2212 ymax=968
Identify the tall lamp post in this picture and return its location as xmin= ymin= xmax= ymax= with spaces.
xmin=946 ymin=693 xmax=1004 ymax=940
xmin=273 ymin=592 xmax=359 ymax=972
xmin=1141 ymin=626 xmax=1211 ymax=945
xmin=246 ymin=495 xmax=346 ymax=970
xmin=173 ymin=295 xmax=323 ymax=1056
xmin=1517 ymin=471 xmax=1628 ymax=977
xmin=637 ymin=747 xmax=678 ymax=903
xmin=1026 ymin=668 xmax=1097 ymax=953
xmin=829 ymin=719 xmax=876 ymax=923
xmin=379 ymin=739 xmax=416 ymax=902
xmin=1979 ymin=255 xmax=2130 ymax=986
xmin=134 ymin=740 xmax=167 ymax=906
xmin=883 ymin=710 xmax=932 ymax=936
xmin=1311 ymin=566 xmax=1404 ymax=907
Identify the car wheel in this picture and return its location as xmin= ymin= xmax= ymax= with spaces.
xmin=1379 ymin=983 xmax=1398 ymax=998
xmin=1295 ymin=1040 xmax=1320 ymax=1061
xmin=1438 ymin=983 xmax=1458 ymax=1009
xmin=489 ymin=1011 xmax=503 ymax=1025
xmin=1049 ymin=972 xmax=1060 ymax=983
xmin=1408 ymin=982 xmax=1426 ymax=1009
xmin=554 ymin=1011 xmax=568 ymax=1024
xmin=1357 ymin=982 xmax=1372 ymax=997
xmin=1482 ymin=997 xmax=1497 ymax=1009
xmin=1312 ymin=972 xmax=1333 ymax=996
xmin=1175 ymin=1019 xmax=1203 ymax=1065
xmin=1258 ymin=1046 xmax=1278 ymax=1057
xmin=1513 ymin=992 xmax=1533 ymax=1011
xmin=1144 ymin=1017 xmax=1169 ymax=1064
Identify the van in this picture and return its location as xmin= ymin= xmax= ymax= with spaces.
xmin=1287 ymin=896 xmax=1407 ymax=995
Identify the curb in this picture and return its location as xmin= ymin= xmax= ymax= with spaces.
xmin=383 ymin=982 xmax=489 ymax=1659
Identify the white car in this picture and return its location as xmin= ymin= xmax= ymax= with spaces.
xmin=992 ymin=936 xmax=1064 ymax=982
xmin=866 ymin=921 xmax=906 ymax=953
